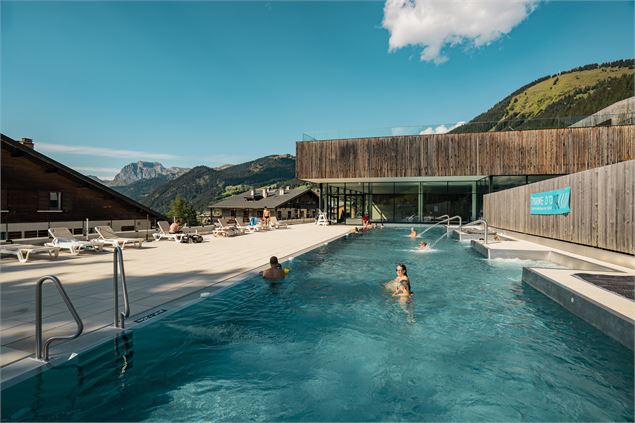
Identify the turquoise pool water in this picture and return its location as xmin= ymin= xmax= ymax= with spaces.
xmin=2 ymin=227 xmax=633 ymax=421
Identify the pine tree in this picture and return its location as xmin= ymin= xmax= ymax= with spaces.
xmin=167 ymin=194 xmax=199 ymax=226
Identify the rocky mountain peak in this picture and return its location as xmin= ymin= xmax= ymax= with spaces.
xmin=109 ymin=161 xmax=190 ymax=186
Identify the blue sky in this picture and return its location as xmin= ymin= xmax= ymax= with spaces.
xmin=2 ymin=1 xmax=633 ymax=179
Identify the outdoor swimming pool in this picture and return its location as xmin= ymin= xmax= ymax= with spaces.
xmin=2 ymin=227 xmax=633 ymax=421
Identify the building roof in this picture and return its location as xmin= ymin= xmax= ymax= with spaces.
xmin=211 ymin=188 xmax=317 ymax=209
xmin=1 ymin=134 xmax=167 ymax=220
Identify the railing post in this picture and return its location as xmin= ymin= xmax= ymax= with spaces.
xmin=113 ymin=248 xmax=119 ymax=328
xmin=35 ymin=276 xmax=83 ymax=361
xmin=113 ymin=247 xmax=130 ymax=329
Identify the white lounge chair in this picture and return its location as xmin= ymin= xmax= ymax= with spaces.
xmin=95 ymin=226 xmax=143 ymax=249
xmin=233 ymin=218 xmax=257 ymax=234
xmin=212 ymin=218 xmax=241 ymax=237
xmin=46 ymin=228 xmax=105 ymax=255
xmin=154 ymin=221 xmax=186 ymax=242
xmin=269 ymin=216 xmax=288 ymax=229
xmin=0 ymin=243 xmax=60 ymax=263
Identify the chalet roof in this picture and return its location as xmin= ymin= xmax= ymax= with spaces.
xmin=1 ymin=134 xmax=167 ymax=220
xmin=211 ymin=188 xmax=317 ymax=209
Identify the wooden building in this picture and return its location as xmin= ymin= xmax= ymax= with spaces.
xmin=210 ymin=187 xmax=319 ymax=223
xmin=295 ymin=126 xmax=634 ymax=223
xmin=1 ymin=134 xmax=165 ymax=240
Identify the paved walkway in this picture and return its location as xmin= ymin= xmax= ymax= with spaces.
xmin=1 ymin=224 xmax=351 ymax=367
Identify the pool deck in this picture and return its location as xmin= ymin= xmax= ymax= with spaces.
xmin=0 ymin=223 xmax=351 ymax=369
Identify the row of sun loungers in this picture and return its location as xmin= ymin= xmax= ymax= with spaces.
xmin=1 ymin=225 xmax=144 ymax=263
xmin=3 ymin=217 xmax=295 ymax=262
xmin=212 ymin=216 xmax=287 ymax=237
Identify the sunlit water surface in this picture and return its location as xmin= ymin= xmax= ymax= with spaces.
xmin=2 ymin=228 xmax=633 ymax=421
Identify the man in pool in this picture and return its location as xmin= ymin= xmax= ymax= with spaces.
xmin=418 ymin=241 xmax=428 ymax=250
xmin=260 ymin=256 xmax=285 ymax=281
xmin=409 ymin=227 xmax=417 ymax=238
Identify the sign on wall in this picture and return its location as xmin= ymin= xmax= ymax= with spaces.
xmin=530 ymin=187 xmax=571 ymax=215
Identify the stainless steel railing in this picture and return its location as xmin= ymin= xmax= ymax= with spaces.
xmin=463 ymin=219 xmax=489 ymax=244
xmin=35 ymin=276 xmax=84 ymax=361
xmin=420 ymin=215 xmax=462 ymax=237
xmin=113 ymin=247 xmax=130 ymax=329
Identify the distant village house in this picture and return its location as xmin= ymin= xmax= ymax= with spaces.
xmin=210 ymin=187 xmax=319 ymax=223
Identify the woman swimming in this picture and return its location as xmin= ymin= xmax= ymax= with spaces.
xmin=385 ymin=262 xmax=411 ymax=294
xmin=392 ymin=263 xmax=413 ymax=301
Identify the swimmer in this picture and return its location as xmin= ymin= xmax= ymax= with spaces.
xmin=385 ymin=262 xmax=410 ymax=291
xmin=409 ymin=227 xmax=417 ymax=238
xmin=259 ymin=256 xmax=285 ymax=281
xmin=418 ymin=241 xmax=428 ymax=250
xmin=391 ymin=263 xmax=413 ymax=301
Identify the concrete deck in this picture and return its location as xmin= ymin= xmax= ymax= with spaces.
xmin=0 ymin=223 xmax=351 ymax=368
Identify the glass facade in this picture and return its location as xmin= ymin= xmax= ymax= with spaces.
xmin=321 ymin=175 xmax=559 ymax=223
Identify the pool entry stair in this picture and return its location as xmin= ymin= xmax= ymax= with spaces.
xmin=470 ymin=232 xmax=635 ymax=350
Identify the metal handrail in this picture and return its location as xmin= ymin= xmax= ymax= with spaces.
xmin=466 ymin=219 xmax=489 ymax=244
xmin=420 ymin=215 xmax=462 ymax=237
xmin=35 ymin=276 xmax=84 ymax=361
xmin=113 ymin=247 xmax=130 ymax=329
xmin=435 ymin=214 xmax=450 ymax=222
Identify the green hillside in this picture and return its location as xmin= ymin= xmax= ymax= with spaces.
xmin=454 ymin=59 xmax=634 ymax=133
xmin=140 ymin=154 xmax=299 ymax=213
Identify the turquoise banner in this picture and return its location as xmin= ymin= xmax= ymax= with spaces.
xmin=530 ymin=187 xmax=571 ymax=215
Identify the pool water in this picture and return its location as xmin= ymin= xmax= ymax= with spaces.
xmin=2 ymin=227 xmax=633 ymax=421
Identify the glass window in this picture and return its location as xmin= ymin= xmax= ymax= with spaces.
xmin=527 ymin=175 xmax=558 ymax=184
xmin=491 ymin=176 xmax=527 ymax=192
xmin=49 ymin=192 xmax=62 ymax=210
xmin=394 ymin=194 xmax=419 ymax=222
xmin=421 ymin=182 xmax=447 ymax=194
xmin=371 ymin=194 xmax=394 ymax=221
xmin=371 ymin=183 xmax=394 ymax=194
xmin=447 ymin=182 xmax=473 ymax=194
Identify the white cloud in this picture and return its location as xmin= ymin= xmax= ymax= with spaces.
xmin=38 ymin=142 xmax=178 ymax=161
xmin=419 ymin=121 xmax=465 ymax=134
xmin=382 ymin=0 xmax=537 ymax=64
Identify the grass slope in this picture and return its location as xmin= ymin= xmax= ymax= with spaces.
xmin=454 ymin=59 xmax=634 ymax=133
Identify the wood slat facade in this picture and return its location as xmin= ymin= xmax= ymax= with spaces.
xmin=1 ymin=135 xmax=166 ymax=225
xmin=483 ymin=160 xmax=634 ymax=255
xmin=296 ymin=126 xmax=635 ymax=180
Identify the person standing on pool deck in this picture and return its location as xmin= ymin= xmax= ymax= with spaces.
xmin=263 ymin=206 xmax=271 ymax=227
xmin=409 ymin=227 xmax=417 ymax=238
xmin=260 ymin=256 xmax=285 ymax=281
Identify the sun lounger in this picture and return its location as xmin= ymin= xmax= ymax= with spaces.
xmin=212 ymin=218 xmax=241 ymax=237
xmin=0 ymin=243 xmax=60 ymax=263
xmin=95 ymin=226 xmax=143 ymax=249
xmin=154 ymin=221 xmax=187 ymax=242
xmin=269 ymin=216 xmax=288 ymax=229
xmin=233 ymin=218 xmax=257 ymax=234
xmin=46 ymin=227 xmax=105 ymax=255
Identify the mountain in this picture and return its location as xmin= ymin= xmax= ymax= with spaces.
xmin=453 ymin=59 xmax=634 ymax=133
xmin=142 ymin=154 xmax=299 ymax=213
xmin=109 ymin=161 xmax=190 ymax=186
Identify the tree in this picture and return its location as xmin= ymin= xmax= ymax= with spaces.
xmin=167 ymin=194 xmax=199 ymax=226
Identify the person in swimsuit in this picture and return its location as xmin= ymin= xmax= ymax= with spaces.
xmin=418 ymin=241 xmax=428 ymax=250
xmin=409 ymin=227 xmax=417 ymax=238
xmin=385 ymin=262 xmax=410 ymax=291
xmin=260 ymin=256 xmax=285 ymax=281
xmin=263 ymin=206 xmax=271 ymax=227
xmin=391 ymin=263 xmax=414 ymax=301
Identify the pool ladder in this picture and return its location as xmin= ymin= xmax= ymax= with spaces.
xmin=35 ymin=276 xmax=84 ymax=362
xmin=113 ymin=246 xmax=130 ymax=329
xmin=419 ymin=215 xmax=463 ymax=238
xmin=34 ymin=247 xmax=130 ymax=362
xmin=462 ymin=219 xmax=490 ymax=244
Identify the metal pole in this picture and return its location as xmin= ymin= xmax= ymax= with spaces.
xmin=35 ymin=281 xmax=43 ymax=360
xmin=113 ymin=249 xmax=119 ymax=328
